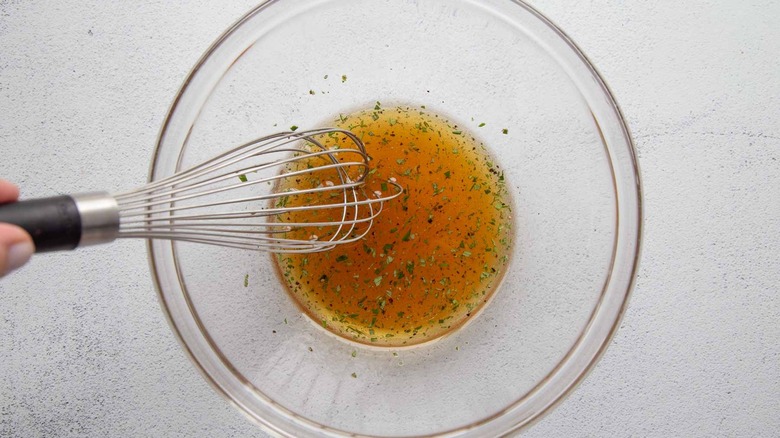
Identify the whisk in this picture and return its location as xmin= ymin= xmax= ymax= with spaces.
xmin=0 ymin=128 xmax=403 ymax=254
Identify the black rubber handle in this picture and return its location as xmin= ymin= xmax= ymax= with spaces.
xmin=0 ymin=196 xmax=82 ymax=252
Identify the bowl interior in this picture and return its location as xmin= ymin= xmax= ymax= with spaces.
xmin=149 ymin=0 xmax=640 ymax=436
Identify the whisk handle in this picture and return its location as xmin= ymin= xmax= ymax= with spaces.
xmin=0 ymin=192 xmax=119 ymax=253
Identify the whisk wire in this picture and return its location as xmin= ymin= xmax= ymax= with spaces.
xmin=113 ymin=128 xmax=401 ymax=252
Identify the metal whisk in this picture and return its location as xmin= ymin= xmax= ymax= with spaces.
xmin=0 ymin=128 xmax=403 ymax=254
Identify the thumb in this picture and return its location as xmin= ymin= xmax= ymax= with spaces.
xmin=0 ymin=223 xmax=35 ymax=277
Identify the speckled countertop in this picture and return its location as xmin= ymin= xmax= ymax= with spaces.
xmin=1 ymin=1 xmax=778 ymax=437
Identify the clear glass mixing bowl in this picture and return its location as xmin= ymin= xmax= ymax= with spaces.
xmin=148 ymin=0 xmax=642 ymax=436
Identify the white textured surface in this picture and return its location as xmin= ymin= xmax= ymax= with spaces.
xmin=0 ymin=1 xmax=778 ymax=437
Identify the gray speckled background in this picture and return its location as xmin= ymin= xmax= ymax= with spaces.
xmin=1 ymin=1 xmax=778 ymax=437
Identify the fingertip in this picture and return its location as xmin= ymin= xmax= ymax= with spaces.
xmin=0 ymin=179 xmax=21 ymax=204
xmin=0 ymin=223 xmax=35 ymax=277
xmin=5 ymin=241 xmax=34 ymax=276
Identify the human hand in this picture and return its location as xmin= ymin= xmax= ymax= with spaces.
xmin=0 ymin=180 xmax=34 ymax=277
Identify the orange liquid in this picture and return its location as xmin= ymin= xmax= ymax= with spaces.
xmin=274 ymin=104 xmax=512 ymax=346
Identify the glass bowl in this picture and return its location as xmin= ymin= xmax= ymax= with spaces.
xmin=148 ymin=0 xmax=642 ymax=436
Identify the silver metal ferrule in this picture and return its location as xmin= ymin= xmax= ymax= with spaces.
xmin=72 ymin=192 xmax=120 ymax=247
